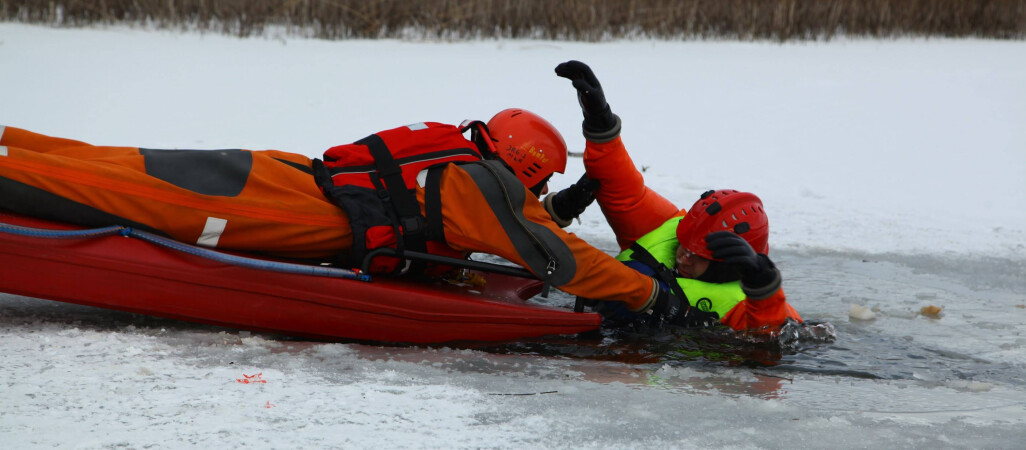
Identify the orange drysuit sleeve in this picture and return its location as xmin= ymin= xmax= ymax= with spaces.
xmin=582 ymin=136 xmax=681 ymax=251
xmin=722 ymin=290 xmax=802 ymax=331
xmin=428 ymin=161 xmax=659 ymax=312
xmin=582 ymin=135 xmax=803 ymax=329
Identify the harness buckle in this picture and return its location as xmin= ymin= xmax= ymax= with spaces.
xmin=400 ymin=215 xmax=426 ymax=236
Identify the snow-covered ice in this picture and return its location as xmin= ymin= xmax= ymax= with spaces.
xmin=1 ymin=24 xmax=1025 ymax=449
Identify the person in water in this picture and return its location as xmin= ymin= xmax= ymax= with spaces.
xmin=544 ymin=60 xmax=802 ymax=331
xmin=0 ymin=109 xmax=711 ymax=328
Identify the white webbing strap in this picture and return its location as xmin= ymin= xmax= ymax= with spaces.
xmin=196 ymin=217 xmax=228 ymax=247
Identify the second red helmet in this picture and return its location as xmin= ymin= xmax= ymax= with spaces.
xmin=676 ymin=189 xmax=770 ymax=260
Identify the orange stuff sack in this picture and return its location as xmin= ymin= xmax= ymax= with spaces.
xmin=0 ymin=126 xmax=350 ymax=260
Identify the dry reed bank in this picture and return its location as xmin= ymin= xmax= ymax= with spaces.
xmin=2 ymin=0 xmax=1024 ymax=41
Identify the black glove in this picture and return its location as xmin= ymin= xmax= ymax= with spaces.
xmin=587 ymin=283 xmax=719 ymax=330
xmin=585 ymin=298 xmax=638 ymax=329
xmin=678 ymin=303 xmax=721 ymax=328
xmin=649 ymin=283 xmax=720 ymax=328
xmin=543 ymin=174 xmax=599 ymax=227
xmin=555 ymin=60 xmax=621 ymax=142
xmin=705 ymin=231 xmax=781 ymax=299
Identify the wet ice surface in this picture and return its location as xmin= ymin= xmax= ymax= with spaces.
xmin=3 ymin=250 xmax=1025 ymax=449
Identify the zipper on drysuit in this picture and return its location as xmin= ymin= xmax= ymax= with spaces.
xmin=541 ymin=259 xmax=557 ymax=298
xmin=478 ymin=162 xmax=559 ymax=297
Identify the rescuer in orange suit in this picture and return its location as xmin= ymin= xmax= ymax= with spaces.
xmin=0 ymin=113 xmax=709 ymax=327
xmin=543 ymin=61 xmax=802 ymax=332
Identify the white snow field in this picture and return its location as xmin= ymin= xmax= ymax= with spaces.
xmin=1 ymin=23 xmax=1025 ymax=449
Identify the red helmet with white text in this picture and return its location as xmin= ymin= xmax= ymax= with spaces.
xmin=486 ymin=108 xmax=567 ymax=194
xmin=676 ymin=189 xmax=769 ymax=260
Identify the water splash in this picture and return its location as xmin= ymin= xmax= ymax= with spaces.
xmin=472 ymin=319 xmax=838 ymax=371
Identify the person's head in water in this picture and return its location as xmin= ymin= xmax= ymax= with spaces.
xmin=485 ymin=108 xmax=567 ymax=197
xmin=674 ymin=189 xmax=769 ymax=283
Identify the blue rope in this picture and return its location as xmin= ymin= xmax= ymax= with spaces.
xmin=0 ymin=220 xmax=371 ymax=282
xmin=0 ymin=222 xmax=125 ymax=239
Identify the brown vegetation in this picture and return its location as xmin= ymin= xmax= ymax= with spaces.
xmin=2 ymin=0 xmax=1023 ymax=41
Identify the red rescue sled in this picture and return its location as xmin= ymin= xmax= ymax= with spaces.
xmin=0 ymin=211 xmax=600 ymax=343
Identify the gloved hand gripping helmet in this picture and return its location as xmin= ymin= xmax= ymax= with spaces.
xmin=676 ymin=189 xmax=769 ymax=260
xmin=486 ymin=108 xmax=568 ymax=194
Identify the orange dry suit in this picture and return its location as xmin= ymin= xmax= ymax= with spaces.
xmin=581 ymin=135 xmax=802 ymax=331
xmin=0 ymin=125 xmax=662 ymax=310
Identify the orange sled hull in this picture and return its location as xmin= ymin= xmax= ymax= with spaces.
xmin=0 ymin=211 xmax=600 ymax=343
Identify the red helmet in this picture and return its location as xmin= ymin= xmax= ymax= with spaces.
xmin=486 ymin=108 xmax=567 ymax=192
xmin=676 ymin=189 xmax=769 ymax=260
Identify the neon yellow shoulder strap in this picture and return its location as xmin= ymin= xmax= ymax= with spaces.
xmin=615 ymin=217 xmax=681 ymax=266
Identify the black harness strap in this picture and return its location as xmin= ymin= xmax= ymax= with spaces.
xmin=628 ymin=243 xmax=689 ymax=304
xmin=312 ymin=159 xmax=371 ymax=268
xmin=358 ymin=134 xmax=428 ymax=258
xmin=366 ymin=172 xmax=411 ymax=274
xmin=424 ymin=165 xmax=446 ymax=243
xmin=460 ymin=120 xmax=496 ymax=157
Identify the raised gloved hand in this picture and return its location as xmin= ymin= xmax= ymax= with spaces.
xmin=543 ymin=174 xmax=600 ymax=227
xmin=705 ymin=231 xmax=781 ymax=299
xmin=555 ymin=60 xmax=621 ymax=142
